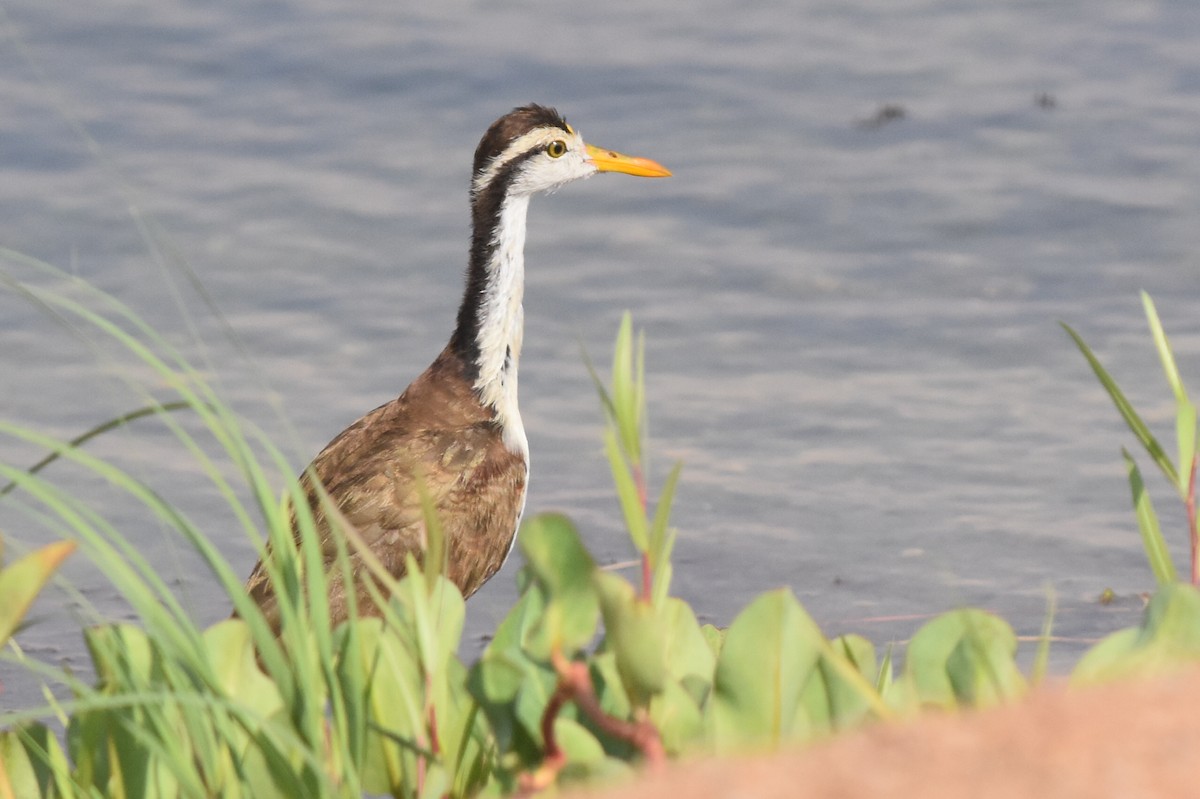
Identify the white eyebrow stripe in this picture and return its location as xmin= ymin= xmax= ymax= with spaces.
xmin=471 ymin=128 xmax=572 ymax=196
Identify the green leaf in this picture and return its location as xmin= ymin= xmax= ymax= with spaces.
xmin=660 ymin=598 xmax=716 ymax=688
xmin=1 ymin=725 xmax=52 ymax=799
xmin=519 ymin=514 xmax=600 ymax=657
xmin=204 ymin=619 xmax=284 ymax=719
xmin=708 ymin=589 xmax=824 ymax=750
xmin=1030 ymin=588 xmax=1056 ymax=685
xmin=904 ymin=609 xmax=1025 ymax=708
xmin=588 ymin=650 xmax=633 ymax=736
xmin=610 ymin=312 xmax=643 ymax=465
xmin=1124 ymin=449 xmax=1178 ymax=586
xmin=1063 ymin=321 xmax=1179 ymax=488
xmin=553 ymin=717 xmax=606 ymax=765
xmin=701 ymin=624 xmax=725 ymax=662
xmin=1143 ymin=292 xmax=1187 ymax=402
xmin=0 ymin=540 xmax=75 ymax=644
xmin=1071 ymin=628 xmax=1141 ymax=683
xmin=594 ymin=572 xmax=667 ymax=705
xmin=604 ymin=430 xmax=649 ymax=552
xmin=649 ymin=462 xmax=682 ymax=578
xmin=819 ymin=635 xmax=878 ymax=729
xmin=355 ymin=618 xmax=426 ymax=797
xmin=1074 ymin=583 xmax=1200 ymax=682
xmin=1142 ymin=292 xmax=1197 ymax=496
xmin=520 ymin=514 xmax=596 ymax=597
xmin=486 ymin=574 xmax=547 ymax=657
xmin=648 ymin=680 xmax=705 ymax=755
xmin=876 ymin=644 xmax=896 ymax=697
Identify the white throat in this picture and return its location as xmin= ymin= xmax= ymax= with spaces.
xmin=474 ymin=193 xmax=530 ymax=458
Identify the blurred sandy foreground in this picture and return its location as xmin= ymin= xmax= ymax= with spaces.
xmin=568 ymin=667 xmax=1200 ymax=799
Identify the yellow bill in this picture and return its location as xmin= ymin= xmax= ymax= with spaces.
xmin=586 ymin=143 xmax=672 ymax=177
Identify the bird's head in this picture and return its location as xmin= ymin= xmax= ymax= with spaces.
xmin=471 ymin=104 xmax=670 ymax=199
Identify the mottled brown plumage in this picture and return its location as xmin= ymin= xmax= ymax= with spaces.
xmin=244 ymin=347 xmax=526 ymax=631
xmin=242 ymin=105 xmax=669 ymax=633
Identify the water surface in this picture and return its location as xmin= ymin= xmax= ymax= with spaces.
xmin=3 ymin=0 xmax=1200 ymax=699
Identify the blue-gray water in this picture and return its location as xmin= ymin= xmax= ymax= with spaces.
xmin=3 ymin=0 xmax=1199 ymax=703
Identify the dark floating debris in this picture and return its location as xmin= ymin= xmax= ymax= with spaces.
xmin=1036 ymin=92 xmax=1057 ymax=110
xmin=857 ymin=103 xmax=906 ymax=130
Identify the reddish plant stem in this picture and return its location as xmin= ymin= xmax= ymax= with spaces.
xmin=633 ymin=463 xmax=648 ymax=510
xmin=566 ymin=662 xmax=665 ymax=766
xmin=632 ymin=463 xmax=652 ymax=601
xmin=539 ymin=675 xmax=572 ymax=764
xmin=521 ymin=650 xmax=665 ymax=794
xmin=428 ymin=701 xmax=441 ymax=756
xmin=415 ymin=677 xmax=443 ymax=796
xmin=1189 ymin=453 xmax=1198 ymax=586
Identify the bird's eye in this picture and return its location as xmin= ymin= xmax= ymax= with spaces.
xmin=546 ymin=140 xmax=567 ymax=158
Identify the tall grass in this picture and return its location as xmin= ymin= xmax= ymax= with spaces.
xmin=0 ymin=252 xmax=483 ymax=797
xmin=5 ymin=255 xmax=1200 ymax=797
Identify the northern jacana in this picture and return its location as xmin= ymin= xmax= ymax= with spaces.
xmin=244 ymin=104 xmax=670 ymax=631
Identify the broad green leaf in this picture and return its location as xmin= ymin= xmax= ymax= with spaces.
xmin=520 ymin=514 xmax=599 ymax=656
xmin=419 ymin=765 xmax=450 ymax=799
xmin=1062 ymin=322 xmax=1179 ymax=487
xmin=708 ymin=589 xmax=824 ymax=750
xmin=512 ymin=663 xmax=560 ymax=750
xmin=819 ymin=635 xmax=877 ymax=729
xmin=945 ymin=626 xmax=1025 ymax=708
xmin=0 ymin=540 xmax=75 ymax=644
xmin=904 ymin=609 xmax=1025 ymax=708
xmin=468 ymin=652 xmax=550 ymax=761
xmin=660 ymin=597 xmax=716 ymax=688
xmin=356 ymin=618 xmax=426 ymax=798
xmin=486 ymin=575 xmax=547 ymax=657
xmin=1071 ymin=628 xmax=1141 ymax=683
xmin=520 ymin=514 xmax=596 ymax=597
xmin=554 ymin=717 xmax=606 ymax=765
xmin=648 ymin=679 xmax=705 ymax=754
xmin=472 ymin=654 xmax=527 ymax=705
xmin=588 ymin=651 xmax=633 ymax=728
xmin=204 ymin=619 xmax=284 ymax=720
xmin=700 ymin=624 xmax=725 ymax=661
xmin=1124 ymin=449 xmax=1177 ymax=586
xmin=8 ymin=723 xmax=78 ymax=799
xmin=594 ymin=571 xmax=667 ymax=704
xmin=1 ymin=726 xmax=47 ymax=799
xmin=404 ymin=571 xmax=466 ymax=679
xmin=1074 ymin=583 xmax=1200 ymax=682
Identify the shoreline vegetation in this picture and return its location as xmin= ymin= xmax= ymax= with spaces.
xmin=2 ymin=261 xmax=1200 ymax=797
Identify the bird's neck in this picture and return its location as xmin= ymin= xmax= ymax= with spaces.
xmin=451 ymin=192 xmax=531 ymax=456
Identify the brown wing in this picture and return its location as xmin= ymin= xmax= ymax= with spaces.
xmin=244 ymin=347 xmax=527 ymax=632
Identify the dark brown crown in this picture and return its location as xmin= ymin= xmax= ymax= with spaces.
xmin=471 ymin=104 xmax=570 ymax=178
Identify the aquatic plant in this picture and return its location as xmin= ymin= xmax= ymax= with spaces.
xmin=2 ymin=268 xmax=1199 ymax=797
xmin=1064 ymin=292 xmax=1198 ymax=587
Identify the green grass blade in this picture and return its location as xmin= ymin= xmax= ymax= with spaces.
xmin=1142 ymin=292 xmax=1197 ymax=495
xmin=1142 ymin=292 xmax=1187 ymax=403
xmin=610 ymin=312 xmax=642 ymax=465
xmin=1062 ymin=322 xmax=1179 ymax=487
xmin=0 ymin=401 xmax=193 ymax=498
xmin=1124 ymin=449 xmax=1178 ymax=586
xmin=1030 ymin=587 xmax=1056 ymax=685
xmin=604 ymin=430 xmax=649 ymax=552
xmin=649 ymin=461 xmax=683 ymax=569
